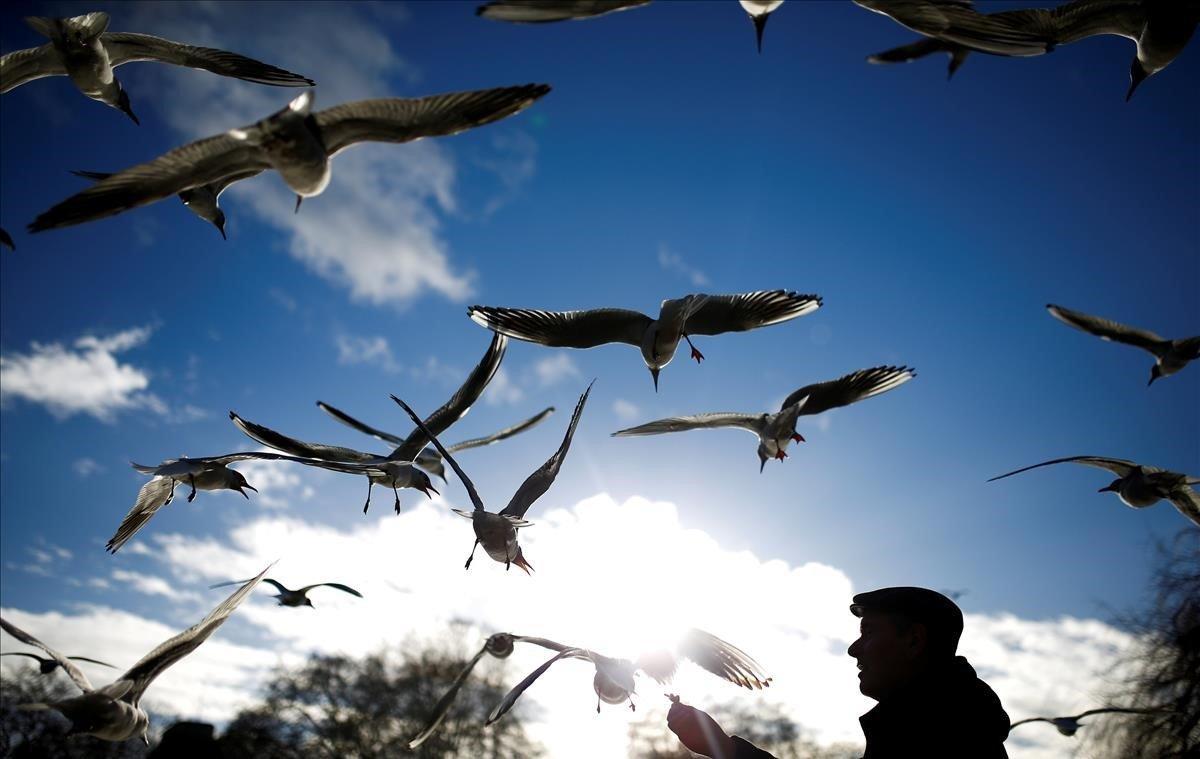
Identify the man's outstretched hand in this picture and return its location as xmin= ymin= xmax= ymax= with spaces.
xmin=666 ymin=696 xmax=736 ymax=759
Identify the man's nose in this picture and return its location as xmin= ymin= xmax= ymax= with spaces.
xmin=847 ymin=638 xmax=861 ymax=657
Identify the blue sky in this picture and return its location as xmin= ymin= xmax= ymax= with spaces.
xmin=1 ymin=2 xmax=1197 ymax=756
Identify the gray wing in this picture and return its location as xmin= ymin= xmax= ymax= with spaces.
xmin=1008 ymin=716 xmax=1054 ymax=730
xmin=315 ymin=84 xmax=550 ymax=156
xmin=867 ymin=37 xmax=972 ymax=78
xmin=486 ymin=647 xmax=592 ymax=725
xmin=102 ymin=32 xmax=313 ymax=86
xmin=853 ymin=0 xmax=1052 ymax=56
xmin=1047 ymin=304 xmax=1167 ymax=354
xmin=639 ymin=628 xmax=771 ymax=689
xmin=0 ymin=652 xmax=46 ymax=664
xmin=0 ymin=228 xmax=13 ymax=251
xmin=613 ymin=413 xmax=767 ymax=437
xmin=988 ymin=455 xmax=1140 ymax=482
xmin=107 ymin=477 xmax=176 ymax=554
xmin=781 ymin=366 xmax=916 ymax=415
xmin=407 ymin=643 xmax=489 ymax=749
xmin=71 ymin=170 xmax=115 ymax=182
xmin=29 ymin=133 xmax=269 ymax=232
xmin=207 ymin=577 xmax=282 ymax=592
xmin=447 ymin=407 xmax=556 ymax=453
xmin=67 ymin=656 xmax=117 ymax=668
xmin=229 ymin=411 xmax=379 ymax=463
xmin=391 ymin=396 xmax=487 ymax=512
xmin=209 ymin=168 xmax=265 ymax=198
xmin=117 ymin=563 xmax=272 ymax=706
xmin=0 ymin=618 xmax=93 ymax=693
xmin=0 ymin=44 xmax=65 ymax=93
xmin=469 ymin=306 xmax=651 ymax=348
xmin=501 ymin=381 xmax=592 ymax=519
xmin=1075 ymin=706 xmax=1172 ymax=719
xmin=1042 ymin=0 xmax=1147 ymax=44
xmin=298 ymin=583 xmax=364 ymax=598
xmin=1168 ymin=486 xmax=1200 ymax=528
xmin=682 ymin=290 xmax=822 ymax=336
xmin=317 ymin=401 xmax=406 ymax=447
xmin=477 ymin=0 xmax=651 ymax=23
xmin=393 ymin=333 xmax=508 ymax=461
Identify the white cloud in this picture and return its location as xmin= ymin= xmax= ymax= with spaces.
xmin=1 ymin=494 xmax=1135 ymax=758
xmin=335 ymin=334 xmax=403 ymax=374
xmin=231 ymin=453 xmax=318 ymax=510
xmin=658 ymin=244 xmax=710 ymax=287
xmin=612 ymin=398 xmax=641 ymax=423
xmin=0 ymin=326 xmax=165 ymax=422
xmin=474 ymin=130 xmax=539 ymax=216
xmin=534 ymin=354 xmax=581 ymax=387
xmin=73 ymin=457 xmax=106 ymax=477
xmin=112 ymin=569 xmax=199 ymax=602
xmin=485 ymin=356 xmax=583 ymax=406
xmin=483 ymin=366 xmax=525 ymax=406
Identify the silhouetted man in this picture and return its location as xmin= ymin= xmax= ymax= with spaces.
xmin=666 ymin=587 xmax=1010 ymax=757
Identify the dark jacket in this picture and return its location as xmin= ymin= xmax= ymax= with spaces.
xmin=730 ymin=656 xmax=1009 ymax=759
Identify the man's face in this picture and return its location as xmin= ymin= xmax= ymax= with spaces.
xmin=846 ymin=610 xmax=923 ymax=701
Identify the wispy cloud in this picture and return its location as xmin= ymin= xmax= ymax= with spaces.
xmin=112 ymin=569 xmax=199 ymax=602
xmin=612 ymin=398 xmax=641 ymax=422
xmin=658 ymin=243 xmax=710 ymax=287
xmin=534 ymin=354 xmax=581 ymax=386
xmin=335 ymin=334 xmax=404 ymax=374
xmin=486 ymin=355 xmax=582 ymax=405
xmin=73 ymin=457 xmax=106 ymax=477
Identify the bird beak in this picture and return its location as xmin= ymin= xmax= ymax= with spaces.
xmin=121 ymin=103 xmax=140 ymax=126
xmin=421 ymin=483 xmax=439 ymax=499
xmin=217 ymin=221 xmax=227 ymax=240
xmin=512 ymin=554 xmax=534 ymax=575
xmin=759 ymin=456 xmax=767 ymax=474
xmin=650 ymin=368 xmax=660 ymax=392
xmin=240 ymin=484 xmax=258 ymax=498
xmin=1098 ymin=484 xmax=1118 ymax=493
xmin=1126 ymin=61 xmax=1148 ymax=102
xmin=294 ymin=195 xmax=303 ymax=214
xmin=752 ymin=14 xmax=768 ymax=54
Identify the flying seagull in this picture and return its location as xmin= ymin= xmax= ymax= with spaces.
xmin=0 ymin=228 xmax=13 ymax=251
xmin=208 ymin=577 xmax=362 ymax=607
xmin=1047 ymin=304 xmax=1199 ymax=386
xmin=988 ymin=456 xmax=1200 ymax=528
xmin=1009 ymin=707 xmax=1170 ymax=737
xmin=109 ymin=452 xmax=318 ymax=553
xmin=71 ymin=168 xmax=261 ymax=239
xmin=0 ymin=11 xmax=312 ymax=124
xmin=391 ymin=381 xmax=594 ymax=574
xmin=231 ymin=332 xmax=511 ymax=512
xmin=469 ymin=290 xmax=821 ymax=391
xmin=0 ymin=564 xmax=271 ymax=744
xmin=486 ymin=628 xmax=771 ymax=721
xmin=867 ymin=36 xmax=972 ymax=79
xmin=614 ymin=366 xmax=916 ymax=472
xmin=853 ymin=1 xmax=1051 ymax=58
xmin=29 ymin=83 xmax=550 ymax=232
xmin=1 ymin=651 xmax=116 ymax=675
xmin=317 ymin=401 xmax=556 ymax=482
xmin=408 ymin=632 xmax=573 ymax=749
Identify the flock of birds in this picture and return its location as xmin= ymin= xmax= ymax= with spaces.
xmin=0 ymin=0 xmax=1197 ymax=751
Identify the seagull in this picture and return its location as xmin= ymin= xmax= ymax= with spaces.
xmin=70 ymin=168 xmax=261 ymax=239
xmin=853 ymin=1 xmax=1051 ymax=58
xmin=0 ymin=11 xmax=312 ymax=124
xmin=0 ymin=227 xmax=13 ymax=251
xmin=477 ymin=0 xmax=784 ymax=52
xmin=1009 ymin=707 xmax=1168 ymax=737
xmin=469 ymin=290 xmax=821 ymax=392
xmin=390 ymin=381 xmax=594 ymax=574
xmin=613 ymin=365 xmax=916 ymax=472
xmin=408 ymin=632 xmax=574 ymax=749
xmin=486 ymin=628 xmax=771 ymax=721
xmin=0 ymin=564 xmax=271 ymax=744
xmin=867 ymin=37 xmax=972 ymax=79
xmin=109 ymin=452 xmax=317 ymax=553
xmin=988 ymin=456 xmax=1200 ymax=528
xmin=317 ymin=401 xmax=556 ymax=482
xmin=231 ymin=332 xmax=511 ymax=512
xmin=28 ymin=83 xmax=550 ymax=232
xmin=208 ymin=577 xmax=362 ymax=607
xmin=1 ymin=651 xmax=116 ymax=675
xmin=1047 ymin=304 xmax=1199 ymax=386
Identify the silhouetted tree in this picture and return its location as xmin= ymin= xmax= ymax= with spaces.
xmin=1087 ymin=529 xmax=1200 ymax=758
xmin=628 ymin=699 xmax=861 ymax=759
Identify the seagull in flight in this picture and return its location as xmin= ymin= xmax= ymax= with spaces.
xmin=408 ymin=632 xmax=574 ymax=749
xmin=316 ymin=402 xmax=556 ymax=483
xmin=0 ymin=565 xmax=271 ymax=744
xmin=70 ymin=168 xmax=261 ymax=239
xmin=231 ymin=332 xmax=511 ymax=512
xmin=1047 ymin=304 xmax=1199 ymax=386
xmin=109 ymin=452 xmax=317 ymax=553
xmin=1009 ymin=707 xmax=1169 ymax=737
xmin=469 ymin=290 xmax=821 ymax=391
xmin=486 ymin=628 xmax=771 ymax=721
xmin=391 ymin=381 xmax=594 ymax=574
xmin=29 ymin=83 xmax=550 ymax=232
xmin=853 ymin=1 xmax=1051 ymax=58
xmin=208 ymin=577 xmax=362 ymax=607
xmin=988 ymin=456 xmax=1200 ymax=528
xmin=0 ymin=11 xmax=312 ymax=124
xmin=1 ymin=651 xmax=115 ymax=675
xmin=614 ymin=365 xmax=915 ymax=471
xmin=868 ymin=36 xmax=973 ymax=79
xmin=0 ymin=228 xmax=13 ymax=251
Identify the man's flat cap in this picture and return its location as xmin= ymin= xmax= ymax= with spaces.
xmin=850 ymin=587 xmax=964 ymax=650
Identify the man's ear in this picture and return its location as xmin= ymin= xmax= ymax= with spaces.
xmin=905 ymin=621 xmax=929 ymax=660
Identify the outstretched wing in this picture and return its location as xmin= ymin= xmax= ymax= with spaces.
xmin=853 ymin=1 xmax=1051 ymax=56
xmin=1047 ymin=304 xmax=1166 ymax=354
xmin=0 ymin=44 xmax=65 ymax=93
xmin=447 ymin=407 xmax=556 ymax=452
xmin=117 ymin=563 xmax=272 ymax=705
xmin=1008 ymin=716 xmax=1054 ymax=730
xmin=317 ymin=401 xmax=406 ymax=447
xmin=103 ymin=33 xmax=313 ymax=86
xmin=107 ymin=477 xmax=176 ymax=554
xmin=407 ymin=643 xmax=490 ymax=749
xmin=486 ymin=647 xmax=592 ymax=725
xmin=468 ymin=306 xmax=651 ymax=349
xmin=1168 ymin=486 xmax=1200 ymax=528
xmin=315 ymin=84 xmax=549 ymax=156
xmin=613 ymin=413 xmax=767 ymax=438
xmin=67 ymin=656 xmax=117 ymax=668
xmin=298 ymin=583 xmax=364 ymax=598
xmin=988 ymin=455 xmax=1139 ymax=482
xmin=649 ymin=628 xmax=771 ymax=690
xmin=781 ymin=366 xmax=916 ymax=415
xmin=229 ymin=411 xmax=378 ymax=463
xmin=391 ymin=397 xmax=486 ymax=513
xmin=682 ymin=290 xmax=822 ymax=336
xmin=0 ymin=618 xmax=93 ymax=693
xmin=393 ymin=333 xmax=508 ymax=461
xmin=501 ymin=382 xmax=593 ymax=519
xmin=477 ymin=0 xmax=651 ymax=23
